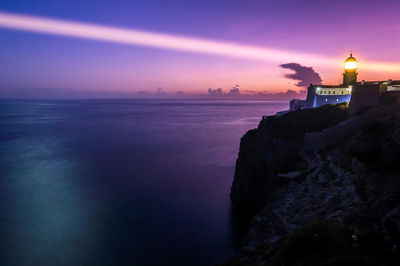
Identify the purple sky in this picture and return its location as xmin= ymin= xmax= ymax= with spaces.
xmin=0 ymin=0 xmax=399 ymax=98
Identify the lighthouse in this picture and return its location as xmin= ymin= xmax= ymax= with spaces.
xmin=298 ymin=52 xmax=400 ymax=111
xmin=343 ymin=53 xmax=358 ymax=85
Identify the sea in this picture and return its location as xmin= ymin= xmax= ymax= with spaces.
xmin=0 ymin=99 xmax=288 ymax=266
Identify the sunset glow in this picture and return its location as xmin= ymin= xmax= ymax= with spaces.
xmin=1 ymin=0 xmax=400 ymax=97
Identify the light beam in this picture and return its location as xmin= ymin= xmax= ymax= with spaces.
xmin=0 ymin=12 xmax=399 ymax=73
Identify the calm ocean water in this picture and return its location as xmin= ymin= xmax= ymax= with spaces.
xmin=0 ymin=99 xmax=288 ymax=266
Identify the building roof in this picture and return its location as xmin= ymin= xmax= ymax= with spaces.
xmin=357 ymin=80 xmax=400 ymax=85
xmin=310 ymin=80 xmax=400 ymax=89
xmin=389 ymin=80 xmax=400 ymax=85
xmin=345 ymin=53 xmax=357 ymax=62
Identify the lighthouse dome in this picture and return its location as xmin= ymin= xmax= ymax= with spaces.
xmin=344 ymin=53 xmax=358 ymax=70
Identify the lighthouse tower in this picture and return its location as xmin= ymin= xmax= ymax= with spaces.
xmin=343 ymin=53 xmax=358 ymax=85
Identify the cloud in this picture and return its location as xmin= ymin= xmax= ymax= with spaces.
xmin=208 ymin=85 xmax=241 ymax=96
xmin=280 ymin=63 xmax=322 ymax=87
xmin=137 ymin=90 xmax=149 ymax=95
xmin=228 ymin=85 xmax=240 ymax=96
xmin=176 ymin=90 xmax=185 ymax=95
xmin=208 ymin=88 xmax=223 ymax=95
xmin=281 ymin=89 xmax=302 ymax=98
xmin=155 ymin=88 xmax=167 ymax=95
xmin=206 ymin=87 xmax=305 ymax=99
xmin=252 ymin=89 xmax=306 ymax=99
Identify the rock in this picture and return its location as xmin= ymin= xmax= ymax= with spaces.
xmin=230 ymin=127 xmax=301 ymax=211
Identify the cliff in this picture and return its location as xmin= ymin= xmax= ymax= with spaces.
xmin=226 ymin=102 xmax=400 ymax=265
xmin=231 ymin=103 xmax=348 ymax=212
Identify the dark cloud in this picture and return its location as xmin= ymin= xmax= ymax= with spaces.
xmin=281 ymin=89 xmax=301 ymax=98
xmin=227 ymin=85 xmax=240 ymax=96
xmin=268 ymin=89 xmax=306 ymax=99
xmin=208 ymin=85 xmax=241 ymax=97
xmin=228 ymin=87 xmax=240 ymax=95
xmin=155 ymin=88 xmax=166 ymax=95
xmin=176 ymin=90 xmax=185 ymax=95
xmin=137 ymin=90 xmax=149 ymax=95
xmin=206 ymin=87 xmax=305 ymax=99
xmin=280 ymin=63 xmax=322 ymax=87
xmin=208 ymin=88 xmax=223 ymax=95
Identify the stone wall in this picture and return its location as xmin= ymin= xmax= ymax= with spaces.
xmin=348 ymin=84 xmax=380 ymax=116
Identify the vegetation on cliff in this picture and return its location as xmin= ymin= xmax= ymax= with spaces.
xmin=261 ymin=102 xmax=349 ymax=142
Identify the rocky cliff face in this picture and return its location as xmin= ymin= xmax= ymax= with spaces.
xmin=226 ymin=103 xmax=400 ymax=265
xmin=230 ymin=127 xmax=302 ymax=212
xmin=231 ymin=103 xmax=348 ymax=212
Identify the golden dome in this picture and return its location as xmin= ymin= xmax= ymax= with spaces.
xmin=344 ymin=53 xmax=358 ymax=70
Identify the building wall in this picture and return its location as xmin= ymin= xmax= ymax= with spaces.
xmin=316 ymin=87 xmax=351 ymax=95
xmin=348 ymin=84 xmax=380 ymax=116
xmin=388 ymin=85 xmax=400 ymax=91
xmin=305 ymin=85 xmax=316 ymax=108
xmin=380 ymin=91 xmax=400 ymax=105
xmin=314 ymin=94 xmax=351 ymax=107
xmin=343 ymin=71 xmax=358 ymax=85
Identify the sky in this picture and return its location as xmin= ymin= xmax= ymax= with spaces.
xmin=0 ymin=0 xmax=399 ymax=98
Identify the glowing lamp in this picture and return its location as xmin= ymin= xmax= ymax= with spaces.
xmin=345 ymin=61 xmax=357 ymax=70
